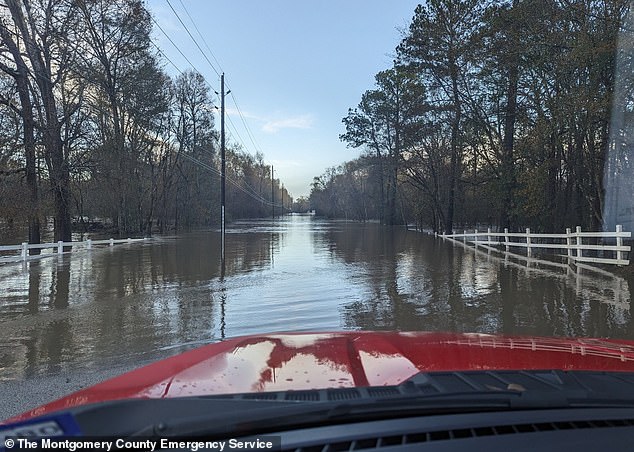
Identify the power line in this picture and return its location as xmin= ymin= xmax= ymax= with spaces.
xmin=164 ymin=0 xmax=222 ymax=78
xmin=150 ymin=13 xmax=217 ymax=92
xmin=149 ymin=13 xmax=263 ymax=190
xmin=196 ymin=142 xmax=274 ymax=204
xmin=164 ymin=0 xmax=269 ymax=167
xmin=156 ymin=5 xmax=256 ymax=160
xmin=180 ymin=153 xmax=286 ymax=208
xmin=176 ymin=0 xmax=225 ymax=74
xmin=229 ymin=92 xmax=265 ymax=156
xmin=225 ymin=116 xmax=249 ymax=152
xmin=199 ymin=146 xmax=287 ymax=208
xmin=149 ymin=40 xmax=183 ymax=75
xmin=153 ymin=4 xmax=291 ymax=200
xmin=200 ymin=147 xmax=277 ymax=205
xmin=149 ymin=14 xmax=222 ymax=110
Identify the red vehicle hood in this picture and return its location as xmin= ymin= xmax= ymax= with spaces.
xmin=12 ymin=331 xmax=634 ymax=421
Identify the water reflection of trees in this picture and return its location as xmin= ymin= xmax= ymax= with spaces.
xmin=329 ymin=224 xmax=633 ymax=340
xmin=0 ymin=229 xmax=279 ymax=378
xmin=85 ymin=229 xmax=278 ymax=350
xmin=1 ymin=220 xmax=633 ymax=383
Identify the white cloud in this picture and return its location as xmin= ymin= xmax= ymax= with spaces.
xmin=270 ymin=159 xmax=302 ymax=169
xmin=225 ymin=108 xmax=314 ymax=134
xmin=262 ymin=115 xmax=314 ymax=133
xmin=152 ymin=5 xmax=182 ymax=33
xmin=225 ymin=107 xmax=258 ymax=119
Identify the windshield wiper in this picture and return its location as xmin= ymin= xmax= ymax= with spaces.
xmin=32 ymin=370 xmax=634 ymax=439
xmin=129 ymin=389 xmax=607 ymax=438
xmin=126 ymin=370 xmax=634 ymax=438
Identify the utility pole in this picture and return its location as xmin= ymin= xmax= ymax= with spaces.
xmin=219 ymin=73 xmax=230 ymax=264
xmin=271 ymin=165 xmax=275 ymax=218
xmin=221 ymin=73 xmax=226 ymax=241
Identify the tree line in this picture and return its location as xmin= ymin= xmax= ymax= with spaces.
xmin=310 ymin=0 xmax=630 ymax=234
xmin=0 ymin=0 xmax=291 ymax=247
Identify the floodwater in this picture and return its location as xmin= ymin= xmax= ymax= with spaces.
xmin=0 ymin=215 xmax=632 ymax=384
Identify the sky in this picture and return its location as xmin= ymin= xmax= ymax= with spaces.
xmin=147 ymin=0 xmax=421 ymax=198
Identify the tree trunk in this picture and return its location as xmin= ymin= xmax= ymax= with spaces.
xmin=446 ymin=61 xmax=462 ymax=235
xmin=46 ymin=127 xmax=72 ymax=242
xmin=499 ymin=62 xmax=519 ymax=231
xmin=7 ymin=0 xmax=72 ymax=242
xmin=375 ymin=152 xmax=386 ymax=224
xmin=24 ymin=99 xmax=41 ymax=251
xmin=0 ymin=13 xmax=41 ymax=251
xmin=16 ymin=71 xmax=41 ymax=248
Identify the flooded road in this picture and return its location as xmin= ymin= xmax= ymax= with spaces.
xmin=0 ymin=215 xmax=632 ymax=417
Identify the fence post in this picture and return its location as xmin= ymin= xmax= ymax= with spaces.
xmin=87 ymin=239 xmax=92 ymax=250
xmin=487 ymin=227 xmax=492 ymax=246
xmin=576 ymin=226 xmax=582 ymax=259
xmin=526 ymin=228 xmax=531 ymax=257
xmin=474 ymin=229 xmax=478 ymax=247
xmin=463 ymin=230 xmax=466 ymax=243
xmin=21 ymin=242 xmax=27 ymax=261
xmin=617 ymin=224 xmax=624 ymax=263
xmin=566 ymin=228 xmax=572 ymax=258
xmin=109 ymin=238 xmax=114 ymax=247
xmin=504 ymin=228 xmax=509 ymax=252
xmin=57 ymin=241 xmax=63 ymax=254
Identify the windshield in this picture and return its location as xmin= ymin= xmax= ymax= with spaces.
xmin=1 ymin=0 xmax=634 ymax=423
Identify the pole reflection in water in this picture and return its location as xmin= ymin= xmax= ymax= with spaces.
xmin=0 ymin=216 xmax=631 ymax=384
xmin=27 ymin=262 xmax=40 ymax=314
xmin=51 ymin=257 xmax=70 ymax=309
xmin=219 ymin=228 xmax=227 ymax=341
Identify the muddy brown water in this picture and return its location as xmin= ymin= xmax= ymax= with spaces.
xmin=0 ymin=215 xmax=632 ymax=417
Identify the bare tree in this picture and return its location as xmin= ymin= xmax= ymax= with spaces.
xmin=1 ymin=0 xmax=80 ymax=242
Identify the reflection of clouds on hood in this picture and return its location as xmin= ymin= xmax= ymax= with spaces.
xmin=269 ymin=333 xmax=338 ymax=349
xmin=358 ymin=350 xmax=418 ymax=386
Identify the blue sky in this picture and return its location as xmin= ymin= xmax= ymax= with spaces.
xmin=148 ymin=0 xmax=421 ymax=198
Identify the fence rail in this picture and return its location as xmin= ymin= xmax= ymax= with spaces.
xmin=0 ymin=237 xmax=149 ymax=263
xmin=439 ymin=225 xmax=631 ymax=266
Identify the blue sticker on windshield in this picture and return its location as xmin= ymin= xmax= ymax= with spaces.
xmin=0 ymin=413 xmax=82 ymax=450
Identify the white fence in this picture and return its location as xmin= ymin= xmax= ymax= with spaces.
xmin=0 ymin=237 xmax=149 ymax=264
xmin=439 ymin=225 xmax=631 ymax=266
